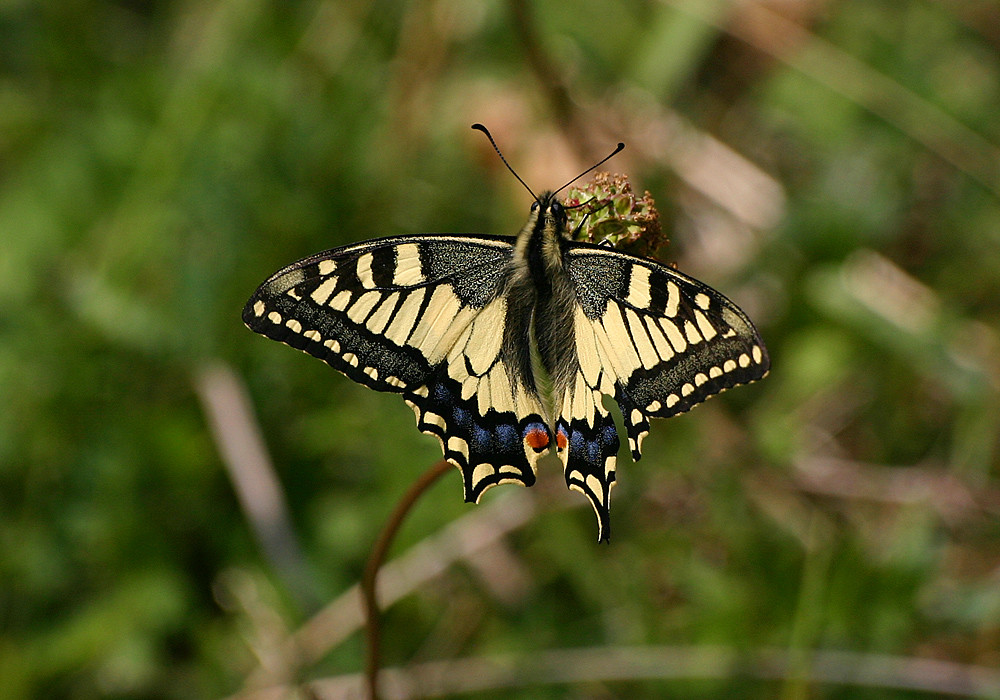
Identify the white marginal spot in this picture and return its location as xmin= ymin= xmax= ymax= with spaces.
xmin=363 ymin=366 xmax=378 ymax=380
xmin=342 ymin=353 xmax=359 ymax=367
xmin=393 ymin=243 xmax=424 ymax=286
xmin=304 ymin=330 xmax=321 ymax=342
xmin=414 ymin=385 xmax=430 ymax=398
xmin=317 ymin=260 xmax=336 ymax=276
xmin=739 ymin=353 xmax=751 ymax=368
xmin=472 ymin=462 xmax=494 ymax=486
xmin=724 ymin=359 xmax=737 ymax=373
xmin=423 ymin=411 xmax=445 ymax=429
xmin=626 ymin=265 xmax=652 ymax=308
xmin=752 ymin=345 xmax=763 ymax=364
xmin=681 ymin=382 xmax=695 ymax=397
xmin=709 ymin=366 xmax=723 ymax=378
xmin=285 ymin=319 xmax=303 ymax=333
xmin=253 ymin=300 xmax=265 ymax=317
xmin=447 ymin=435 xmax=469 ymax=458
xmin=356 ymin=253 xmax=376 ymax=289
xmin=311 ymin=278 xmax=338 ymax=305
xmin=267 ymin=311 xmax=282 ymax=325
xmin=694 ymin=372 xmax=708 ymax=386
xmin=404 ymin=399 xmax=421 ymax=421
xmin=695 ymin=293 xmax=711 ymax=310
xmin=665 ymin=281 xmax=680 ymax=316
xmin=646 ymin=400 xmax=661 ymax=412
xmin=632 ymin=431 xmax=648 ymax=457
xmin=630 ymin=409 xmax=643 ymax=425
xmin=666 ymin=394 xmax=679 ymax=408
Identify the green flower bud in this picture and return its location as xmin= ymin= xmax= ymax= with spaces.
xmin=563 ymin=172 xmax=666 ymax=258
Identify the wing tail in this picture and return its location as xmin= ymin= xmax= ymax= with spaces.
xmin=555 ymin=374 xmax=619 ymax=541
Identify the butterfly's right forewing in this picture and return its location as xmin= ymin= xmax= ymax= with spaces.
xmin=564 ymin=244 xmax=770 ymax=454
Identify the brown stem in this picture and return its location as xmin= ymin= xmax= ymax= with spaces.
xmin=362 ymin=459 xmax=453 ymax=700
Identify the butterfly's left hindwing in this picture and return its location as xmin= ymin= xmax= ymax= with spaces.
xmin=243 ymin=234 xmax=553 ymax=503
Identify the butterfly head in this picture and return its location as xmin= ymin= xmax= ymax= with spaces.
xmin=531 ymin=191 xmax=569 ymax=237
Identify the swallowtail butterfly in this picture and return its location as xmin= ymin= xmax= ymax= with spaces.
xmin=244 ymin=127 xmax=769 ymax=540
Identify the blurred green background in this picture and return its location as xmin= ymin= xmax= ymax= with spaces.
xmin=3 ymin=0 xmax=1000 ymax=697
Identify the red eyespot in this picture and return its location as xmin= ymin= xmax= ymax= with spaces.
xmin=555 ymin=429 xmax=568 ymax=450
xmin=525 ymin=428 xmax=550 ymax=450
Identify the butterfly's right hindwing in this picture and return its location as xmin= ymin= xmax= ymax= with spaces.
xmin=243 ymin=234 xmax=552 ymax=503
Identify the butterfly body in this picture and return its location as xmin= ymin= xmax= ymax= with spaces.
xmin=245 ymin=191 xmax=768 ymax=540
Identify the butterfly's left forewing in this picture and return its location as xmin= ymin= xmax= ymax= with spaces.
xmin=243 ymin=234 xmax=552 ymax=503
xmin=558 ymin=244 xmax=770 ymax=538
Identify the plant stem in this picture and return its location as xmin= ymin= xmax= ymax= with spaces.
xmin=362 ymin=459 xmax=453 ymax=700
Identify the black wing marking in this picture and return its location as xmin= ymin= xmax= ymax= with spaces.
xmin=558 ymin=244 xmax=770 ymax=539
xmin=243 ymin=234 xmax=553 ymax=502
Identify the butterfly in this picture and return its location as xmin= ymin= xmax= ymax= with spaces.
xmin=243 ymin=127 xmax=769 ymax=541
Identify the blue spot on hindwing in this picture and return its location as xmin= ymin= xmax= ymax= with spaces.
xmin=602 ymin=423 xmax=619 ymax=446
xmin=452 ymin=405 xmax=471 ymax=429
xmin=470 ymin=424 xmax=492 ymax=452
xmin=496 ymin=422 xmax=519 ymax=449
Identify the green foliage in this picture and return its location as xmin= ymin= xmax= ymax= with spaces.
xmin=2 ymin=0 xmax=1000 ymax=697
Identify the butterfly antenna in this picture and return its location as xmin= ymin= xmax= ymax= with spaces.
xmin=471 ymin=123 xmax=537 ymax=201
xmin=554 ymin=141 xmax=625 ymax=195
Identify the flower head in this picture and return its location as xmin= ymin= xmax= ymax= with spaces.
xmin=563 ymin=172 xmax=666 ymax=258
